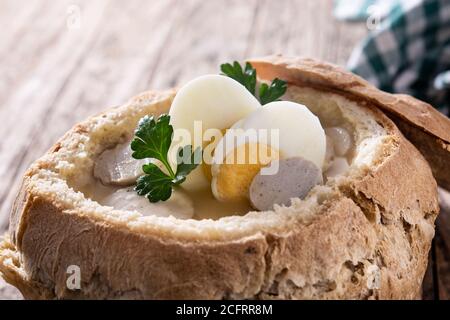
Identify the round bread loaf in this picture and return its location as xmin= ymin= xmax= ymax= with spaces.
xmin=0 ymin=56 xmax=440 ymax=300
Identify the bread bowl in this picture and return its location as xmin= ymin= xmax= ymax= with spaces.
xmin=0 ymin=55 xmax=447 ymax=300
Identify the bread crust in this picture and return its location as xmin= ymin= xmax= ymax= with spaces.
xmin=249 ymin=55 xmax=450 ymax=191
xmin=0 ymin=61 xmax=439 ymax=300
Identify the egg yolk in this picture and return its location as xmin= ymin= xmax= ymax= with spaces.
xmin=211 ymin=143 xmax=279 ymax=202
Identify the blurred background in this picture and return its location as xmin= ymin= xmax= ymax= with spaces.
xmin=0 ymin=0 xmax=449 ymax=299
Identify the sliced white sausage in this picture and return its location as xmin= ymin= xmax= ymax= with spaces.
xmin=94 ymin=142 xmax=147 ymax=186
xmin=325 ymin=127 xmax=352 ymax=156
xmin=249 ymin=157 xmax=323 ymax=211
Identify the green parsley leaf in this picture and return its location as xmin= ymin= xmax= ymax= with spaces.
xmin=220 ymin=61 xmax=256 ymax=94
xmin=259 ymin=78 xmax=287 ymax=105
xmin=131 ymin=114 xmax=200 ymax=202
xmin=131 ymin=114 xmax=174 ymax=176
xmin=136 ymin=164 xmax=173 ymax=202
xmin=221 ymin=61 xmax=287 ymax=105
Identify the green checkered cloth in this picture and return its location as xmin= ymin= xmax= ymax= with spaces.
xmin=342 ymin=0 xmax=450 ymax=116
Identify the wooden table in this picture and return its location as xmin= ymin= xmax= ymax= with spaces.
xmin=0 ymin=0 xmax=448 ymax=300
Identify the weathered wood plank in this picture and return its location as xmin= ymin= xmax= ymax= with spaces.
xmin=149 ymin=0 xmax=259 ymax=89
xmin=334 ymin=21 xmax=367 ymax=66
xmin=244 ymin=0 xmax=295 ymax=58
xmin=0 ymin=1 xmax=73 ymax=106
xmin=0 ymin=0 xmax=181 ymax=233
xmin=0 ymin=0 xmax=110 ymax=229
xmin=0 ymin=277 xmax=22 ymax=300
xmin=0 ymin=0 xmax=44 ymax=60
xmin=245 ymin=0 xmax=367 ymax=65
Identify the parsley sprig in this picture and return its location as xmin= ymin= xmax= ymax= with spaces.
xmin=220 ymin=61 xmax=287 ymax=104
xmin=131 ymin=114 xmax=201 ymax=202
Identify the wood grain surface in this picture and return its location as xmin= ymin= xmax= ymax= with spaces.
xmin=0 ymin=0 xmax=447 ymax=300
